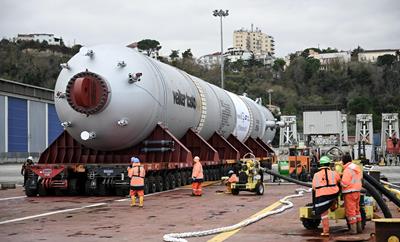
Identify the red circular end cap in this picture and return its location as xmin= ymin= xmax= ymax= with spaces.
xmin=66 ymin=71 xmax=109 ymax=115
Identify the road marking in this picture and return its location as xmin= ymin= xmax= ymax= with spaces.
xmin=0 ymin=196 xmax=27 ymax=201
xmin=116 ymin=188 xmax=180 ymax=202
xmin=207 ymin=200 xmax=283 ymax=242
xmin=0 ymin=202 xmax=107 ymax=225
xmin=116 ymin=181 xmax=219 ymax=202
xmin=0 ymin=181 xmax=220 ymax=224
xmin=181 ymin=180 xmax=220 ymax=189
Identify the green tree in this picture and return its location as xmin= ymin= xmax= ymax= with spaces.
xmin=272 ymin=58 xmax=286 ymax=71
xmin=182 ymin=49 xmax=193 ymax=59
xmin=347 ymin=96 xmax=373 ymax=114
xmin=137 ymin=39 xmax=161 ymax=56
xmin=169 ymin=50 xmax=179 ymax=60
xmin=377 ymin=54 xmax=396 ymax=66
xmin=351 ymin=46 xmax=364 ymax=61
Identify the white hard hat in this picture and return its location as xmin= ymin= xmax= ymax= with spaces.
xmin=27 ymin=156 xmax=33 ymax=160
xmin=193 ymin=156 xmax=200 ymax=161
xmin=228 ymin=170 xmax=234 ymax=174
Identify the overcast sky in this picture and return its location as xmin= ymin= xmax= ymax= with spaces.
xmin=1 ymin=0 xmax=399 ymax=58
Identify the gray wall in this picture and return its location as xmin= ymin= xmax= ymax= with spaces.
xmin=29 ymin=101 xmax=46 ymax=153
xmin=0 ymin=95 xmax=5 ymax=153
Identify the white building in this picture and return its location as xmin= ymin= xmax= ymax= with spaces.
xmin=197 ymin=52 xmax=222 ymax=69
xmin=308 ymin=51 xmax=351 ymax=69
xmin=358 ymin=49 xmax=399 ymax=63
xmin=224 ymin=47 xmax=252 ymax=63
xmin=233 ymin=25 xmax=275 ymax=56
xmin=16 ymin=33 xmax=62 ymax=45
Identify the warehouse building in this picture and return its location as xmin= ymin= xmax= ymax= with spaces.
xmin=0 ymin=78 xmax=63 ymax=162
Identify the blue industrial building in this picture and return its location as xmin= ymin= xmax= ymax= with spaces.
xmin=0 ymin=78 xmax=63 ymax=162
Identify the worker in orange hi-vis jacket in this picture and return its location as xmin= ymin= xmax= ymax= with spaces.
xmin=341 ymin=154 xmax=363 ymax=234
xmin=191 ymin=156 xmax=204 ymax=196
xmin=224 ymin=170 xmax=239 ymax=193
xmin=127 ymin=157 xmax=146 ymax=207
xmin=312 ymin=155 xmax=340 ymax=237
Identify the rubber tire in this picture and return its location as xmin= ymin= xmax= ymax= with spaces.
xmin=38 ymin=181 xmax=48 ymax=196
xmin=255 ymin=182 xmax=264 ymax=195
xmin=25 ymin=178 xmax=38 ymax=197
xmin=301 ymin=218 xmax=321 ymax=230
xmin=85 ymin=180 xmax=96 ymax=196
xmin=148 ymin=176 xmax=157 ymax=194
xmin=179 ymin=171 xmax=186 ymax=186
xmin=68 ymin=178 xmax=79 ymax=195
xmin=98 ymin=181 xmax=108 ymax=196
xmin=169 ymin=174 xmax=176 ymax=189
xmin=212 ymin=169 xmax=217 ymax=181
xmin=232 ymin=189 xmax=239 ymax=195
xmin=144 ymin=180 xmax=150 ymax=195
xmin=175 ymin=172 xmax=182 ymax=187
xmin=163 ymin=174 xmax=171 ymax=190
xmin=156 ymin=176 xmax=164 ymax=192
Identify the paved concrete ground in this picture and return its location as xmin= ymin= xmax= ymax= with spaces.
xmin=0 ymin=183 xmax=398 ymax=242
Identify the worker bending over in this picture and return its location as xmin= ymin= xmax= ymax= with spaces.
xmin=191 ymin=156 xmax=204 ymax=196
xmin=341 ymin=154 xmax=363 ymax=234
xmin=224 ymin=170 xmax=239 ymax=193
xmin=312 ymin=156 xmax=340 ymax=236
xmin=128 ymin=157 xmax=146 ymax=207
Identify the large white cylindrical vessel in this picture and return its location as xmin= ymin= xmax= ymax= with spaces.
xmin=54 ymin=45 xmax=276 ymax=150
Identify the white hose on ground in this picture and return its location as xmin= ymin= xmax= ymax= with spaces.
xmin=380 ymin=179 xmax=400 ymax=189
xmin=163 ymin=188 xmax=312 ymax=242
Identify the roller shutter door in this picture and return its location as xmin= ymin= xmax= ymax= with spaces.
xmin=8 ymin=97 xmax=28 ymax=152
xmin=47 ymin=104 xmax=63 ymax=144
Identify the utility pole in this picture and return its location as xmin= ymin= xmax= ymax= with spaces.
xmin=267 ymin=89 xmax=273 ymax=106
xmin=213 ymin=9 xmax=229 ymax=89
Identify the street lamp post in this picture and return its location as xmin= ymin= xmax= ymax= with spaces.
xmin=267 ymin=89 xmax=273 ymax=106
xmin=213 ymin=9 xmax=229 ymax=89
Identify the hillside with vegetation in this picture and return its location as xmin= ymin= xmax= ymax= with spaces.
xmin=1 ymin=38 xmax=399 ymax=131
xmin=0 ymin=39 xmax=80 ymax=88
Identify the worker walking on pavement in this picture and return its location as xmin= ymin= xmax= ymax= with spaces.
xmin=341 ymin=153 xmax=363 ymax=234
xmin=312 ymin=155 xmax=341 ymax=237
xmin=224 ymin=170 xmax=239 ymax=193
xmin=191 ymin=156 xmax=204 ymax=196
xmin=127 ymin=157 xmax=146 ymax=207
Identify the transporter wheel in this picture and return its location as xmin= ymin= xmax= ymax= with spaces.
xmin=183 ymin=171 xmax=190 ymax=185
xmin=174 ymin=172 xmax=182 ymax=187
xmin=25 ymin=178 xmax=38 ymax=197
xmin=179 ymin=171 xmax=186 ymax=186
xmin=38 ymin=181 xmax=48 ymax=196
xmin=148 ymin=176 xmax=157 ymax=193
xmin=209 ymin=169 xmax=215 ymax=181
xmin=163 ymin=175 xmax=171 ymax=190
xmin=216 ymin=168 xmax=222 ymax=180
xmin=301 ymin=218 xmax=321 ymax=230
xmin=203 ymin=169 xmax=208 ymax=181
xmin=156 ymin=176 xmax=164 ymax=192
xmin=97 ymin=181 xmax=108 ymax=196
xmin=68 ymin=178 xmax=79 ymax=195
xmin=85 ymin=180 xmax=96 ymax=196
xmin=232 ymin=189 xmax=240 ymax=195
xmin=212 ymin=169 xmax=218 ymax=181
xmin=169 ymin=174 xmax=177 ymax=189
xmin=144 ymin=180 xmax=150 ymax=195
xmin=255 ymin=182 xmax=264 ymax=195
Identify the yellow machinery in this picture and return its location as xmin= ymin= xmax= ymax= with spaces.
xmin=231 ymin=153 xmax=264 ymax=195
xmin=299 ymin=160 xmax=375 ymax=230
xmin=299 ymin=196 xmax=374 ymax=230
